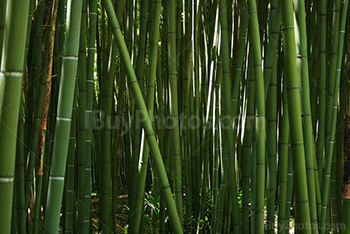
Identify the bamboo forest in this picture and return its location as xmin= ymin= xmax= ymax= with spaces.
xmin=3 ymin=0 xmax=350 ymax=233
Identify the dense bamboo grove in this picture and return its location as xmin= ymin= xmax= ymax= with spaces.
xmin=2 ymin=0 xmax=350 ymax=233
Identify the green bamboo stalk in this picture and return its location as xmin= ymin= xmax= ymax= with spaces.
xmin=101 ymin=0 xmax=183 ymax=232
xmin=319 ymin=0 xmax=349 ymax=232
xmin=246 ymin=0 xmax=266 ymax=232
xmin=99 ymin=29 xmax=117 ymax=234
xmin=0 ymin=0 xmax=30 ymax=233
xmin=325 ymin=0 xmax=341 ymax=151
xmin=168 ymin=0 xmax=184 ymax=225
xmin=280 ymin=0 xmax=312 ymax=232
xmin=277 ymin=86 xmax=290 ymax=234
xmin=25 ymin=0 xmax=46 ymax=204
xmin=77 ymin=1 xmax=90 ymax=233
xmin=285 ymin=149 xmax=293 ymax=233
xmin=242 ymin=53 xmax=255 ymax=234
xmin=316 ymin=0 xmax=327 ymax=184
xmin=211 ymin=62 xmax=222 ymax=234
xmin=64 ymin=86 xmax=77 ymax=234
xmin=85 ymin=0 xmax=97 ymax=230
xmin=33 ymin=1 xmax=60 ymax=233
xmin=266 ymin=53 xmax=277 ymax=234
xmin=15 ymin=102 xmax=26 ymax=234
xmin=294 ymin=0 xmax=318 ymax=231
xmin=263 ymin=2 xmax=281 ymax=98
xmin=231 ymin=3 xmax=248 ymax=122
xmin=218 ymin=0 xmax=241 ymax=231
xmin=43 ymin=0 xmax=83 ymax=233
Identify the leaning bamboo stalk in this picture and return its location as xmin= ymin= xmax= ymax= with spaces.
xmin=0 ymin=0 xmax=30 ymax=233
xmin=101 ymin=0 xmax=183 ymax=233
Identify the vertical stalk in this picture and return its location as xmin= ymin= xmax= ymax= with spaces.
xmin=280 ymin=0 xmax=312 ymax=232
xmin=247 ymin=0 xmax=266 ymax=232
xmin=43 ymin=0 xmax=83 ymax=232
xmin=168 ymin=0 xmax=184 ymax=225
xmin=0 ymin=0 xmax=30 ymax=233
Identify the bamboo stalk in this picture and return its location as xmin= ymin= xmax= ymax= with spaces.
xmin=0 ymin=0 xmax=30 ymax=232
xmin=43 ymin=0 xmax=83 ymax=232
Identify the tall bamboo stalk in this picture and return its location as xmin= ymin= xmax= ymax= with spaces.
xmin=246 ymin=0 xmax=266 ymax=232
xmin=0 ymin=1 xmax=30 ymax=233
xmin=319 ymin=0 xmax=349 ymax=232
xmin=43 ymin=0 xmax=83 ymax=232
xmin=280 ymin=0 xmax=312 ymax=232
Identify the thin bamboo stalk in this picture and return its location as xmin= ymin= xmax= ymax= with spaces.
xmin=218 ymin=0 xmax=241 ymax=231
xmin=319 ymin=1 xmax=349 ymax=232
xmin=246 ymin=0 xmax=266 ymax=232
